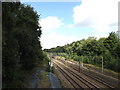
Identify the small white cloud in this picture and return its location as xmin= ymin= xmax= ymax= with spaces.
xmin=72 ymin=0 xmax=119 ymax=33
xmin=39 ymin=16 xmax=64 ymax=33
xmin=41 ymin=32 xmax=77 ymax=49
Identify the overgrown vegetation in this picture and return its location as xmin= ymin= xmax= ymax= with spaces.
xmin=2 ymin=2 xmax=48 ymax=88
xmin=37 ymin=72 xmax=51 ymax=88
xmin=45 ymin=32 xmax=120 ymax=72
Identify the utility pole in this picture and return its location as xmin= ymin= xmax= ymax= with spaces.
xmin=101 ymin=56 xmax=103 ymax=73
xmin=79 ymin=59 xmax=80 ymax=72
xmin=116 ymin=30 xmax=120 ymax=72
xmin=81 ymin=57 xmax=83 ymax=67
xmin=66 ymin=59 xmax=67 ymax=66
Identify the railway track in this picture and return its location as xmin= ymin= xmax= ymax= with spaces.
xmin=53 ymin=59 xmax=118 ymax=89
xmin=55 ymin=62 xmax=101 ymax=89
xmin=65 ymin=60 xmax=119 ymax=89
xmin=57 ymin=66 xmax=83 ymax=89
xmin=57 ymin=58 xmax=119 ymax=89
xmin=70 ymin=65 xmax=117 ymax=89
xmin=54 ymin=62 xmax=83 ymax=89
xmin=54 ymin=64 xmax=75 ymax=88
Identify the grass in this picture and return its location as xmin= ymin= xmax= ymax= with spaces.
xmin=35 ymin=60 xmax=51 ymax=88
xmin=23 ymin=60 xmax=50 ymax=88
xmin=82 ymin=63 xmax=120 ymax=79
xmin=37 ymin=72 xmax=51 ymax=88
xmin=36 ymin=60 xmax=49 ymax=71
xmin=84 ymin=63 xmax=119 ymax=73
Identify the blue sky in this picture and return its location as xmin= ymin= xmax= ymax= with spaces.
xmin=23 ymin=2 xmax=80 ymax=24
xmin=22 ymin=0 xmax=118 ymax=49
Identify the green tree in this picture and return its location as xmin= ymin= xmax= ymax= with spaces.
xmin=103 ymin=32 xmax=118 ymax=56
xmin=2 ymin=2 xmax=43 ymax=87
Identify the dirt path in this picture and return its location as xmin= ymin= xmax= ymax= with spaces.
xmin=49 ymin=72 xmax=61 ymax=88
xmin=28 ymin=69 xmax=41 ymax=88
xmin=28 ymin=69 xmax=61 ymax=88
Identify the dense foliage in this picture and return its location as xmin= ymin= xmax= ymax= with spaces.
xmin=45 ymin=32 xmax=120 ymax=72
xmin=2 ymin=2 xmax=45 ymax=87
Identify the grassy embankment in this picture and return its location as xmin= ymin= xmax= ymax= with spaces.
xmin=23 ymin=53 xmax=51 ymax=88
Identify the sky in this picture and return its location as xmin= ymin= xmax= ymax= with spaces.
xmin=22 ymin=0 xmax=119 ymax=49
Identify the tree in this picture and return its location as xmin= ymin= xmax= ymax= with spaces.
xmin=2 ymin=2 xmax=43 ymax=87
xmin=46 ymin=32 xmax=120 ymax=72
xmin=103 ymin=32 xmax=118 ymax=56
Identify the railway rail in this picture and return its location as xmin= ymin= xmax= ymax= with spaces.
xmin=69 ymin=64 xmax=117 ymax=89
xmin=53 ymin=61 xmax=97 ymax=89
xmin=57 ymin=58 xmax=119 ymax=88
xmin=52 ymin=59 xmax=119 ymax=89
xmin=66 ymin=60 xmax=119 ymax=89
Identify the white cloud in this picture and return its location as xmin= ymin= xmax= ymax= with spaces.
xmin=40 ymin=16 xmax=73 ymax=49
xmin=41 ymin=32 xmax=77 ymax=49
xmin=39 ymin=16 xmax=64 ymax=33
xmin=40 ymin=1 xmax=120 ymax=49
xmin=72 ymin=0 xmax=119 ymax=33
